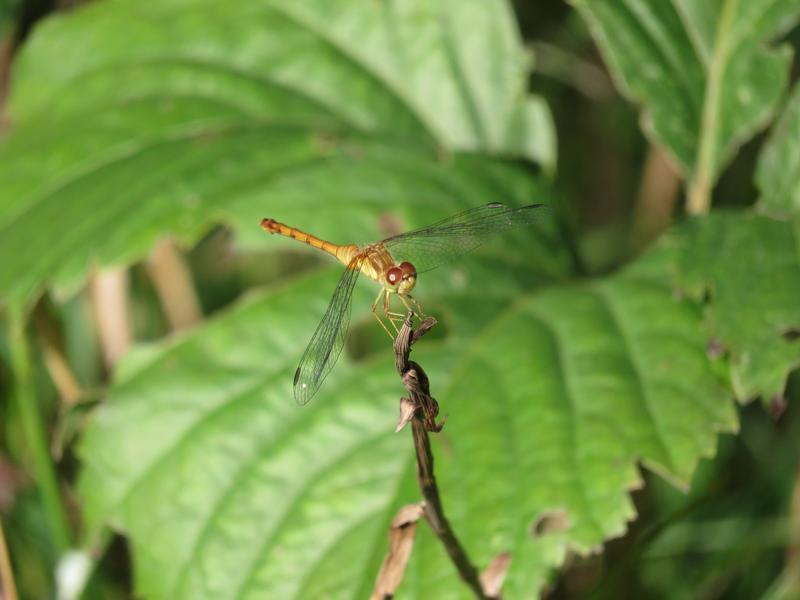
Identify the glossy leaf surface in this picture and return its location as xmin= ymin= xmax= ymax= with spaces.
xmin=573 ymin=0 xmax=800 ymax=182
xmin=0 ymin=0 xmax=555 ymax=306
xmin=79 ymin=214 xmax=769 ymax=597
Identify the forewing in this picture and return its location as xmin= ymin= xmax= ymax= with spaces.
xmin=293 ymin=258 xmax=363 ymax=405
xmin=383 ymin=203 xmax=549 ymax=273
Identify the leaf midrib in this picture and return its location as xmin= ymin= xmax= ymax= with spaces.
xmin=688 ymin=0 xmax=738 ymax=213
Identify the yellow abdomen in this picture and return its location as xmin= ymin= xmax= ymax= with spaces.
xmin=260 ymin=218 xmax=358 ymax=267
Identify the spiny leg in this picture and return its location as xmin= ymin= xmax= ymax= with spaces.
xmin=384 ymin=293 xmax=407 ymax=320
xmin=397 ymin=294 xmax=415 ymax=318
xmin=387 ymin=294 xmax=421 ymax=333
xmin=407 ymin=294 xmax=425 ymax=318
xmin=371 ymin=288 xmax=395 ymax=340
xmin=383 ymin=290 xmax=404 ymax=335
xmin=400 ymin=293 xmax=425 ymax=319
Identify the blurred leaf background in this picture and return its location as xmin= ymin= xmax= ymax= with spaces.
xmin=0 ymin=1 xmax=799 ymax=598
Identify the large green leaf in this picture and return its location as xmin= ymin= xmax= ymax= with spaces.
xmin=630 ymin=212 xmax=800 ymax=401
xmin=0 ymin=0 xmax=555 ymax=306
xmin=757 ymin=81 xmax=800 ymax=216
xmin=80 ymin=211 xmax=749 ymax=597
xmin=573 ymin=0 xmax=800 ymax=189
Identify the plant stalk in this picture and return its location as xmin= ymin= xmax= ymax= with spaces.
xmin=147 ymin=238 xmax=202 ymax=331
xmin=410 ymin=417 xmax=486 ymax=598
xmin=687 ymin=0 xmax=738 ymax=215
xmin=8 ymin=304 xmax=72 ymax=552
xmin=394 ymin=316 xmax=488 ymax=599
xmin=90 ymin=268 xmax=132 ymax=370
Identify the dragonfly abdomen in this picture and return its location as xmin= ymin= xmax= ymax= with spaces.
xmin=260 ymin=218 xmax=357 ymax=266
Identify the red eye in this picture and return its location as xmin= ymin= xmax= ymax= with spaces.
xmin=399 ymin=261 xmax=416 ymax=277
xmin=386 ymin=266 xmax=403 ymax=285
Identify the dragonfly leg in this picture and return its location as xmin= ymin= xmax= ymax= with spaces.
xmin=371 ymin=288 xmax=395 ymax=340
xmin=404 ymin=293 xmax=425 ymax=318
xmin=383 ymin=290 xmax=404 ymax=335
xmin=387 ymin=294 xmax=419 ymax=328
xmin=397 ymin=294 xmax=413 ymax=316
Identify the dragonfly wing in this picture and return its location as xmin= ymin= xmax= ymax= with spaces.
xmin=383 ymin=203 xmax=549 ymax=273
xmin=293 ymin=257 xmax=363 ymax=405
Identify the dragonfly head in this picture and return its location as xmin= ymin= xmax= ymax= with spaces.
xmin=385 ymin=261 xmax=417 ymax=295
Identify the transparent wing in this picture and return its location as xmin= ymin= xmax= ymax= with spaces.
xmin=293 ymin=257 xmax=363 ymax=405
xmin=383 ymin=203 xmax=549 ymax=273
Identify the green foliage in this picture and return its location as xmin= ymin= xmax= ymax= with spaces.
xmin=0 ymin=0 xmax=799 ymax=598
xmin=573 ymin=0 xmax=800 ymax=206
xmin=80 ymin=241 xmax=742 ymax=597
xmin=757 ymin=81 xmax=800 ymax=215
xmin=631 ymin=214 xmax=800 ymax=402
xmin=0 ymin=0 xmax=554 ymax=306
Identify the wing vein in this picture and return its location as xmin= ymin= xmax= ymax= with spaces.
xmin=293 ymin=257 xmax=363 ymax=405
xmin=383 ymin=202 xmax=548 ymax=273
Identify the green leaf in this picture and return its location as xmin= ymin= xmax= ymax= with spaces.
xmin=0 ymin=0 xmax=555 ymax=307
xmin=757 ymin=81 xmax=800 ymax=216
xmin=630 ymin=212 xmax=800 ymax=401
xmin=80 ymin=221 xmax=741 ymax=597
xmin=573 ymin=0 xmax=800 ymax=210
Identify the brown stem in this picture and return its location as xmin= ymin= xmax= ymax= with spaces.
xmin=90 ymin=268 xmax=132 ymax=370
xmin=146 ymin=238 xmax=202 ymax=332
xmin=393 ymin=315 xmax=489 ymax=599
xmin=629 ymin=144 xmax=681 ymax=253
xmin=370 ymin=503 xmax=425 ymax=599
xmin=411 ymin=418 xmax=485 ymax=597
xmin=528 ymin=42 xmax=613 ymax=101
xmin=32 ymin=299 xmax=82 ymax=406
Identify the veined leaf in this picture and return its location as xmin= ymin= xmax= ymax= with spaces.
xmin=757 ymin=81 xmax=800 ymax=216
xmin=630 ymin=212 xmax=800 ymax=401
xmin=0 ymin=0 xmax=555 ymax=307
xmin=0 ymin=133 xmax=557 ymax=305
xmin=80 ymin=216 xmax=744 ymax=597
xmin=573 ymin=0 xmax=800 ymax=209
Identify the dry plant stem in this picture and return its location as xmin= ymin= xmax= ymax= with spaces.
xmin=529 ymin=41 xmax=613 ymax=100
xmin=394 ymin=316 xmax=488 ymax=599
xmin=370 ymin=503 xmax=425 ymax=599
xmin=32 ymin=302 xmax=81 ymax=406
xmin=410 ymin=418 xmax=485 ymax=598
xmin=41 ymin=343 xmax=81 ymax=406
xmin=630 ymin=144 xmax=681 ymax=252
xmin=147 ymin=238 xmax=202 ymax=331
xmin=0 ymin=518 xmax=18 ymax=600
xmin=90 ymin=268 xmax=132 ymax=369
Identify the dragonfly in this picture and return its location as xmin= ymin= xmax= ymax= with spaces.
xmin=260 ymin=202 xmax=548 ymax=405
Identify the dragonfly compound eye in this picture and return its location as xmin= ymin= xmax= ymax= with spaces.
xmin=386 ymin=266 xmax=403 ymax=286
xmin=399 ymin=261 xmax=417 ymax=278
